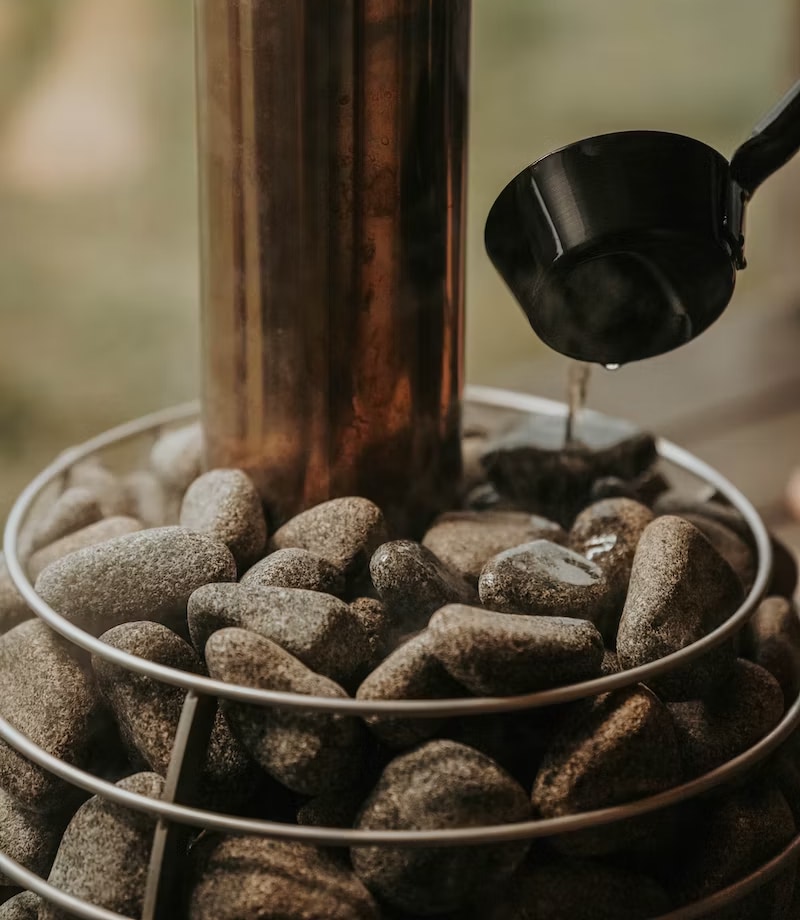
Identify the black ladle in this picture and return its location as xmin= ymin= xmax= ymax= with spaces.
xmin=485 ymin=80 xmax=800 ymax=366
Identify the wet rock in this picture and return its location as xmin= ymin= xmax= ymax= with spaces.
xmin=0 ymin=787 xmax=70 ymax=886
xmin=150 ymin=422 xmax=204 ymax=494
xmin=188 ymin=583 xmax=369 ymax=686
xmin=356 ymin=631 xmax=465 ymax=748
xmin=422 ymin=510 xmax=566 ymax=585
xmin=485 ymin=857 xmax=671 ymax=920
xmin=0 ymin=555 xmax=30 ymax=635
xmin=668 ymin=659 xmax=784 ymax=778
xmin=478 ymin=540 xmax=611 ymax=626
xmin=677 ymin=782 xmax=796 ymax=920
xmin=532 ymin=685 xmax=681 ymax=854
xmin=349 ymin=597 xmax=395 ymax=670
xmin=616 ymin=516 xmax=743 ymax=700
xmin=371 ymin=541 xmax=478 ymax=635
xmin=0 ymin=620 xmax=108 ymax=811
xmin=123 ymin=470 xmax=181 ymax=527
xmin=180 ymin=469 xmax=267 ymax=571
xmin=66 ymin=460 xmax=129 ymax=517
xmin=271 ymin=497 xmax=387 ymax=577
xmin=35 ymin=527 xmax=236 ymax=635
xmin=352 ymin=741 xmax=531 ymax=915
xmin=28 ymin=487 xmax=102 ymax=553
xmin=0 ymin=893 xmax=41 ymax=920
xmin=206 ymin=628 xmax=366 ymax=795
xmin=241 ymin=548 xmax=345 ymax=597
xmin=189 ymin=836 xmax=380 ymax=920
xmin=27 ymin=515 xmax=144 ymax=580
xmin=743 ymin=596 xmax=800 ymax=702
xmin=39 ymin=773 xmax=164 ymax=920
xmin=93 ymin=622 xmax=255 ymax=803
xmin=427 ymin=604 xmax=604 ymax=695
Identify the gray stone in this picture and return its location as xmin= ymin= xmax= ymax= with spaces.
xmin=188 ymin=583 xmax=369 ymax=686
xmin=356 ymin=631 xmax=465 ymax=748
xmin=271 ymin=497 xmax=387 ymax=576
xmin=532 ymin=684 xmax=681 ymax=855
xmin=205 ymin=628 xmax=366 ymax=795
xmin=296 ymin=787 xmax=368 ymax=829
xmin=0 ymin=893 xmax=41 ymax=920
xmin=484 ymin=857 xmax=670 ymax=920
xmin=39 ymin=772 xmax=164 ymax=920
xmin=27 ymin=515 xmax=144 ymax=580
xmin=601 ymin=649 xmax=620 ymax=675
xmin=616 ymin=516 xmax=743 ymax=700
xmin=241 ymin=548 xmax=345 ymax=597
xmin=28 ymin=487 xmax=103 ymax=554
xmin=422 ymin=510 xmax=566 ymax=585
xmin=427 ymin=604 xmax=604 ymax=696
xmin=93 ymin=622 xmax=255 ymax=801
xmin=652 ymin=493 xmax=752 ymax=546
xmin=0 ymin=555 xmax=31 ymax=635
xmin=35 ymin=526 xmax=237 ymax=635
xmin=189 ymin=836 xmax=380 ymax=920
xmin=0 ymin=786 xmax=70 ymax=886
xmin=683 ymin=516 xmax=756 ymax=595
xmin=668 ymin=659 xmax=784 ymax=778
xmin=150 ymin=422 xmax=204 ymax=493
xmin=478 ymin=540 xmax=611 ymax=625
xmin=349 ymin=597 xmax=395 ymax=670
xmin=677 ymin=782 xmax=796 ymax=920
xmin=123 ymin=470 xmax=182 ymax=527
xmin=370 ymin=541 xmax=478 ymax=635
xmin=66 ymin=459 xmax=129 ymax=517
xmin=180 ymin=469 xmax=267 ymax=570
xmin=351 ymin=740 xmax=531 ymax=916
xmin=0 ymin=620 xmax=108 ymax=811
xmin=744 ymin=596 xmax=800 ymax=703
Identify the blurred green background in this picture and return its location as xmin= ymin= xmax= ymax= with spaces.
xmin=0 ymin=0 xmax=796 ymax=518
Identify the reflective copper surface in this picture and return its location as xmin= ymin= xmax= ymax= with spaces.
xmin=196 ymin=0 xmax=471 ymax=532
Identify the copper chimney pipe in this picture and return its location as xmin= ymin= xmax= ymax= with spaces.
xmin=195 ymin=0 xmax=471 ymax=533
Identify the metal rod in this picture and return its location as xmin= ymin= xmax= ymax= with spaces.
xmin=195 ymin=0 xmax=471 ymax=532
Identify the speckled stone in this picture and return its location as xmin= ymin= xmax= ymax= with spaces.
xmin=296 ymin=787 xmax=369 ymax=829
xmin=66 ymin=459 xmax=129 ymax=517
xmin=188 ymin=583 xmax=369 ymax=686
xmin=370 ymin=541 xmax=479 ymax=635
xmin=351 ymin=740 xmax=531 ymax=916
xmin=681 ymin=516 xmax=756 ymax=595
xmin=769 ymin=536 xmax=799 ymax=601
xmin=616 ymin=516 xmax=743 ymax=700
xmin=241 ymin=548 xmax=345 ymax=597
xmin=478 ymin=540 xmax=611 ymax=626
xmin=744 ymin=596 xmax=800 ymax=703
xmin=180 ymin=469 xmax=267 ymax=570
xmin=422 ymin=510 xmax=567 ymax=585
xmin=189 ymin=836 xmax=380 ymax=920
xmin=39 ymin=772 xmax=164 ymax=920
xmin=123 ymin=470 xmax=182 ymax=527
xmin=532 ymin=685 xmax=681 ymax=852
xmin=601 ymin=649 xmax=620 ymax=675
xmin=0 ymin=554 xmax=31 ymax=635
xmin=349 ymin=597 xmax=395 ymax=670
xmin=206 ymin=628 xmax=366 ymax=795
xmin=0 ymin=620 xmax=108 ymax=811
xmin=652 ymin=494 xmax=753 ymax=547
xmin=0 ymin=892 xmax=41 ymax=920
xmin=35 ymin=526 xmax=237 ymax=636
xmin=27 ymin=515 xmax=144 ymax=580
xmin=271 ymin=497 xmax=387 ymax=576
xmin=28 ymin=487 xmax=103 ymax=554
xmin=356 ymin=631 xmax=465 ymax=748
xmin=427 ymin=604 xmax=604 ymax=696
xmin=150 ymin=422 xmax=204 ymax=493
xmin=93 ymin=622 xmax=255 ymax=800
xmin=0 ymin=786 xmax=70 ymax=887
xmin=668 ymin=659 xmax=784 ymax=778
xmin=677 ymin=782 xmax=796 ymax=920
xmin=484 ymin=857 xmax=670 ymax=920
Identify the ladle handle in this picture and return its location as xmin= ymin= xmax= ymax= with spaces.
xmin=730 ymin=78 xmax=800 ymax=198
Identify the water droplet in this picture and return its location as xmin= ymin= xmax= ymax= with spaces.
xmin=604 ymin=363 xmax=621 ymax=371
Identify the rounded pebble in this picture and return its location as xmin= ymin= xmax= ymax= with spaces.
xmin=427 ymin=604 xmax=604 ymax=695
xmin=66 ymin=460 xmax=129 ymax=517
xmin=35 ymin=526 xmax=237 ymax=635
xmin=351 ymin=740 xmax=531 ymax=916
xmin=616 ymin=516 xmax=743 ymax=700
xmin=28 ymin=487 xmax=103 ymax=554
xmin=180 ymin=468 xmax=267 ymax=570
xmin=241 ymin=548 xmax=345 ymax=597
xmin=206 ymin=628 xmax=366 ymax=795
xmin=744 ymin=596 xmax=800 ymax=702
xmin=0 ymin=893 xmax=41 ymax=920
xmin=39 ymin=773 xmax=164 ymax=920
xmin=188 ymin=583 xmax=369 ymax=686
xmin=27 ymin=515 xmax=144 ymax=580
xmin=150 ymin=422 xmax=204 ymax=493
xmin=0 ymin=554 xmax=31 ymax=635
xmin=123 ymin=470 xmax=182 ymax=527
xmin=422 ymin=510 xmax=566 ymax=585
xmin=682 ymin=515 xmax=756 ymax=594
xmin=0 ymin=786 xmax=70 ymax=887
xmin=349 ymin=597 xmax=395 ymax=670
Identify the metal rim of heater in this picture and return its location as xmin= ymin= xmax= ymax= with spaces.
xmin=1 ymin=387 xmax=798 ymax=920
